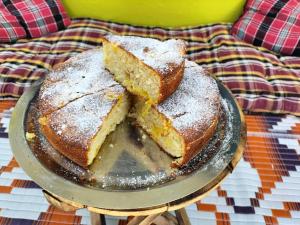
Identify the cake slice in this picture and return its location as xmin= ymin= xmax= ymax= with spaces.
xmin=102 ymin=35 xmax=186 ymax=104
xmin=132 ymin=61 xmax=220 ymax=167
xmin=39 ymin=86 xmax=131 ymax=167
xmin=38 ymin=48 xmax=119 ymax=116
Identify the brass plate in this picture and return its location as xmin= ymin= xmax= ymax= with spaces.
xmin=9 ymin=81 xmax=246 ymax=211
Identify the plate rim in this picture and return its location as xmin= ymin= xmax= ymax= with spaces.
xmin=9 ymin=81 xmax=246 ymax=210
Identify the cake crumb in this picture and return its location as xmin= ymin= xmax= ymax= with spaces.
xmin=142 ymin=134 xmax=147 ymax=140
xmin=25 ymin=132 xmax=36 ymax=141
xmin=38 ymin=117 xmax=47 ymax=125
xmin=109 ymin=144 xmax=114 ymax=148
xmin=105 ymin=92 xmax=118 ymax=100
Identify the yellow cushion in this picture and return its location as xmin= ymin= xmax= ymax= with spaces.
xmin=61 ymin=0 xmax=245 ymax=27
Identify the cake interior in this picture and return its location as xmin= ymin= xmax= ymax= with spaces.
xmin=103 ymin=42 xmax=161 ymax=103
xmin=87 ymin=93 xmax=130 ymax=165
xmin=133 ymin=99 xmax=184 ymax=158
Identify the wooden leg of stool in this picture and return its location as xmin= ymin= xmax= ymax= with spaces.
xmin=175 ymin=208 xmax=191 ymax=225
xmin=127 ymin=213 xmax=162 ymax=225
xmin=161 ymin=212 xmax=178 ymax=225
xmin=90 ymin=211 xmax=106 ymax=225
xmin=127 ymin=216 xmax=146 ymax=225
xmin=152 ymin=213 xmax=177 ymax=225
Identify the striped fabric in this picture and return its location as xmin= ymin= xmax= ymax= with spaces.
xmin=1 ymin=101 xmax=300 ymax=224
xmin=0 ymin=18 xmax=299 ymax=115
xmin=0 ymin=5 xmax=26 ymax=43
xmin=2 ymin=0 xmax=71 ymax=38
xmin=231 ymin=0 xmax=300 ymax=56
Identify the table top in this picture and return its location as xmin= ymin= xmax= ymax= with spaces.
xmin=1 ymin=100 xmax=300 ymax=224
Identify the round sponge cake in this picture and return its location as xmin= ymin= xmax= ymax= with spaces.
xmin=37 ymin=37 xmax=220 ymax=168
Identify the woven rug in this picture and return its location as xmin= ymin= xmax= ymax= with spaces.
xmin=1 ymin=100 xmax=300 ymax=225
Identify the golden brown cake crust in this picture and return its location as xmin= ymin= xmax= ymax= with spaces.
xmin=40 ymin=122 xmax=89 ymax=167
xmin=158 ymin=62 xmax=185 ymax=103
xmin=101 ymin=35 xmax=186 ymax=103
xmin=172 ymin=116 xmax=219 ymax=167
xmin=40 ymin=89 xmax=125 ymax=168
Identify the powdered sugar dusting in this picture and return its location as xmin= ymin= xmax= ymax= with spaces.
xmin=39 ymin=48 xmax=119 ymax=115
xmin=106 ymin=35 xmax=185 ymax=74
xmin=49 ymin=87 xmax=124 ymax=147
xmin=199 ymin=98 xmax=236 ymax=172
xmin=157 ymin=60 xmax=220 ymax=132
xmin=46 ymin=49 xmax=105 ymax=82
xmin=100 ymin=171 xmax=169 ymax=189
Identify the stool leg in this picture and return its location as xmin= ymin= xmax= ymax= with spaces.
xmin=100 ymin=214 xmax=106 ymax=225
xmin=160 ymin=212 xmax=178 ymax=225
xmin=175 ymin=208 xmax=191 ymax=225
xmin=90 ymin=211 xmax=106 ymax=225
xmin=152 ymin=213 xmax=177 ymax=225
xmin=127 ymin=216 xmax=146 ymax=225
xmin=127 ymin=213 xmax=161 ymax=225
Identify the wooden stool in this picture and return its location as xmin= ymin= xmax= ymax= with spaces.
xmin=89 ymin=209 xmax=191 ymax=225
xmin=44 ymin=190 xmax=192 ymax=225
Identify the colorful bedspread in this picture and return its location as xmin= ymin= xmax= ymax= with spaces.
xmin=0 ymin=18 xmax=299 ymax=115
xmin=1 ymin=101 xmax=300 ymax=225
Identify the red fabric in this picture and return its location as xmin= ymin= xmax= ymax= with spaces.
xmin=3 ymin=0 xmax=71 ymax=38
xmin=231 ymin=0 xmax=300 ymax=56
xmin=0 ymin=6 xmax=26 ymax=42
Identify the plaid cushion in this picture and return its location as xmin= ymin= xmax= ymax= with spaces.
xmin=0 ymin=18 xmax=299 ymax=115
xmin=3 ymin=0 xmax=71 ymax=38
xmin=0 ymin=5 xmax=26 ymax=42
xmin=231 ymin=0 xmax=300 ymax=56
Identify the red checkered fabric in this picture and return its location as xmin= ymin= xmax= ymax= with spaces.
xmin=2 ymin=0 xmax=71 ymax=38
xmin=0 ymin=5 xmax=26 ymax=42
xmin=231 ymin=0 xmax=300 ymax=56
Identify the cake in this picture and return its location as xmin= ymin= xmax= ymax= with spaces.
xmin=38 ymin=48 xmax=118 ymax=116
xmin=37 ymin=36 xmax=221 ymax=169
xmin=132 ymin=60 xmax=220 ymax=167
xmin=102 ymin=35 xmax=186 ymax=104
xmin=38 ymin=48 xmax=131 ymax=167
xmin=39 ymin=88 xmax=130 ymax=167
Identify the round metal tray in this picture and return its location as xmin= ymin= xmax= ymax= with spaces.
xmin=9 ymin=80 xmax=246 ymax=211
